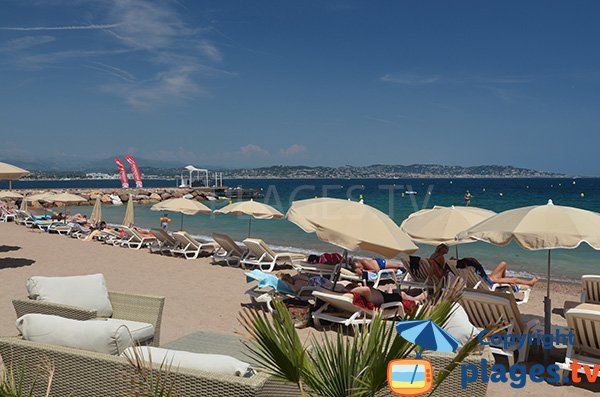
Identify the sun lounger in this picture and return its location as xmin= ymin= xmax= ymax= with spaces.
xmin=244 ymin=270 xmax=315 ymax=312
xmin=581 ymin=275 xmax=600 ymax=304
xmin=400 ymin=256 xmax=438 ymax=289
xmin=171 ymin=231 xmax=219 ymax=259
xmin=447 ymin=260 xmax=531 ymax=305
xmin=212 ymin=233 xmax=248 ymax=266
xmin=148 ymin=228 xmax=180 ymax=255
xmin=311 ymin=287 xmax=405 ymax=327
xmin=460 ymin=289 xmax=539 ymax=365
xmin=15 ymin=210 xmax=35 ymax=227
xmin=0 ymin=207 xmax=16 ymax=222
xmin=119 ymin=226 xmax=157 ymax=250
xmin=241 ymin=238 xmax=305 ymax=272
xmin=556 ymin=303 xmax=600 ymax=383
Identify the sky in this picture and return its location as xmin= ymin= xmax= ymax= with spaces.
xmin=1 ymin=1 xmax=600 ymax=175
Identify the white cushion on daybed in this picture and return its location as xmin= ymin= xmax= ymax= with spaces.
xmin=121 ymin=346 xmax=255 ymax=377
xmin=443 ymin=303 xmax=481 ymax=346
xmin=16 ymin=314 xmax=133 ymax=355
xmin=89 ymin=318 xmax=154 ymax=344
xmin=26 ymin=273 xmax=113 ymax=317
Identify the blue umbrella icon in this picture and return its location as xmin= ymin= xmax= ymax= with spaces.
xmin=396 ymin=320 xmax=459 ymax=357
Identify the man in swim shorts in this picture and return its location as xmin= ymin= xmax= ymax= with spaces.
xmin=352 ymin=258 xmax=405 ymax=276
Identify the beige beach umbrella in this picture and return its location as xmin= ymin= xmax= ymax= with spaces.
xmin=90 ymin=196 xmax=102 ymax=225
xmin=0 ymin=162 xmax=29 ymax=189
xmin=151 ymin=197 xmax=211 ymax=230
xmin=287 ymin=197 xmax=418 ymax=285
xmin=215 ymin=199 xmax=283 ymax=236
xmin=123 ymin=195 xmax=135 ymax=228
xmin=400 ymin=205 xmax=496 ymax=257
xmin=26 ymin=192 xmax=54 ymax=202
xmin=0 ymin=191 xmax=23 ymax=199
xmin=457 ymin=199 xmax=600 ymax=350
xmin=46 ymin=192 xmax=87 ymax=205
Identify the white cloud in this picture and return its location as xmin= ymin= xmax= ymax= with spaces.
xmin=240 ymin=144 xmax=269 ymax=157
xmin=198 ymin=40 xmax=222 ymax=63
xmin=280 ymin=144 xmax=306 ymax=156
xmin=381 ymin=73 xmax=441 ymax=85
xmin=0 ymin=35 xmax=55 ymax=52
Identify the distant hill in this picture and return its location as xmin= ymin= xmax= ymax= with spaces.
xmin=226 ymin=164 xmax=566 ymax=178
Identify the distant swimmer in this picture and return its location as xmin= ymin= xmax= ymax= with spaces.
xmin=464 ymin=190 xmax=472 ymax=206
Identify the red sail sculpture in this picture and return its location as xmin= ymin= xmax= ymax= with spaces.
xmin=125 ymin=155 xmax=143 ymax=188
xmin=114 ymin=157 xmax=129 ymax=188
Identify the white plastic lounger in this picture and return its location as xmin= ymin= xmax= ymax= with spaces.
xmin=460 ymin=290 xmax=539 ymax=365
xmin=212 ymin=233 xmax=247 ymax=266
xmin=0 ymin=208 xmax=16 ymax=222
xmin=581 ymin=275 xmax=600 ymax=304
xmin=119 ymin=226 xmax=157 ymax=250
xmin=311 ymin=288 xmax=405 ymax=327
xmin=556 ymin=303 xmax=600 ymax=383
xmin=241 ymin=238 xmax=305 ymax=272
xmin=170 ymin=231 xmax=218 ymax=260
xmin=148 ymin=228 xmax=180 ymax=255
xmin=400 ymin=256 xmax=437 ymax=289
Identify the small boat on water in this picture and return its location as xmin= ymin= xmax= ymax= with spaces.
xmin=404 ymin=191 xmax=417 ymax=195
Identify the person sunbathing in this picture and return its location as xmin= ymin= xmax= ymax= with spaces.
xmin=429 ymin=243 xmax=449 ymax=280
xmin=84 ymin=221 xmax=109 ymax=241
xmin=279 ymin=273 xmax=354 ymax=293
xmin=457 ymin=258 xmax=540 ymax=287
xmin=351 ymin=258 xmax=405 ymax=276
xmin=350 ymin=285 xmax=427 ymax=307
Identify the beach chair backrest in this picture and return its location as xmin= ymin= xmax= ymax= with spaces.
xmin=119 ymin=226 xmax=137 ymax=240
xmin=566 ymin=304 xmax=600 ymax=358
xmin=460 ymin=289 xmax=525 ymax=334
xmin=313 ymin=290 xmax=368 ymax=314
xmin=243 ymin=239 xmax=275 ymax=260
xmin=172 ymin=232 xmax=197 ymax=249
xmin=213 ymin=233 xmax=244 ymax=256
xmin=401 ymin=257 xmax=435 ymax=284
xmin=151 ymin=229 xmax=177 ymax=246
xmin=582 ymin=275 xmax=600 ymax=304
xmin=179 ymin=231 xmax=202 ymax=248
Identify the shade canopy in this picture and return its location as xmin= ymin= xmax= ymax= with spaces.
xmin=401 ymin=205 xmax=497 ymax=246
xmin=215 ymin=199 xmax=283 ymax=219
xmin=0 ymin=162 xmax=29 ymax=180
xmin=46 ymin=193 xmax=87 ymax=204
xmin=0 ymin=191 xmax=23 ymax=199
xmin=456 ymin=200 xmax=600 ymax=250
xmin=286 ymin=197 xmax=418 ymax=258
xmin=151 ymin=197 xmax=212 ymax=215
xmin=90 ymin=196 xmax=102 ymax=225
xmin=123 ymin=195 xmax=135 ymax=228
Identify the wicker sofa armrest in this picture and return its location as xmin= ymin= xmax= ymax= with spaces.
xmin=12 ymin=299 xmax=97 ymax=321
xmin=108 ymin=291 xmax=165 ymax=347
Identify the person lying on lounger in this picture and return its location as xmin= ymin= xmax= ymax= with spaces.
xmin=350 ymin=285 xmax=427 ymax=306
xmin=351 ymin=258 xmax=405 ymax=276
xmin=457 ymin=258 xmax=540 ymax=287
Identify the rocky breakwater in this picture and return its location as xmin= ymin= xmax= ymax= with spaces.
xmin=16 ymin=188 xmax=220 ymax=209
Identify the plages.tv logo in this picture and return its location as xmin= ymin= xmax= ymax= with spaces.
xmin=387 ymin=320 xmax=459 ymax=396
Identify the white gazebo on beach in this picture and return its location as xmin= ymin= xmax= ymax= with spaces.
xmin=179 ymin=165 xmax=209 ymax=188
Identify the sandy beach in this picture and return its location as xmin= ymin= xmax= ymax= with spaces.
xmin=0 ymin=221 xmax=597 ymax=396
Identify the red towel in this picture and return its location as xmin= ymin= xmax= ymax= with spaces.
xmin=351 ymin=292 xmax=375 ymax=311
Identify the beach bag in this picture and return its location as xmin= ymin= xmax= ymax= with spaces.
xmin=285 ymin=301 xmax=310 ymax=329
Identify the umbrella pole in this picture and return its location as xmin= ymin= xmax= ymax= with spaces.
xmin=455 ymin=245 xmax=459 ymax=259
xmin=330 ymin=250 xmax=348 ymax=288
xmin=248 ymin=217 xmax=252 ymax=237
xmin=543 ymin=249 xmax=552 ymax=363
xmin=8 ymin=180 xmax=11 ymax=190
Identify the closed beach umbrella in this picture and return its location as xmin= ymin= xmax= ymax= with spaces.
xmin=457 ymin=199 xmax=600 ymax=353
xmin=20 ymin=194 xmax=28 ymax=212
xmin=400 ymin=205 xmax=496 ymax=257
xmin=0 ymin=191 xmax=23 ymax=199
xmin=123 ymin=195 xmax=135 ymax=228
xmin=396 ymin=320 xmax=459 ymax=356
xmin=0 ymin=162 xmax=29 ymax=189
xmin=215 ymin=199 xmax=283 ymax=236
xmin=287 ymin=198 xmax=418 ymax=285
xmin=90 ymin=196 xmax=102 ymax=225
xmin=151 ymin=197 xmax=211 ymax=230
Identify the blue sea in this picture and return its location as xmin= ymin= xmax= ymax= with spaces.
xmin=6 ymin=177 xmax=600 ymax=281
